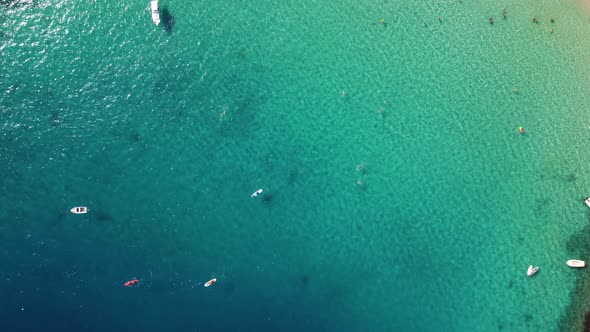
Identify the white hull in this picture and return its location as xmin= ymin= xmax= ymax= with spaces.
xmin=71 ymin=206 xmax=88 ymax=214
xmin=151 ymin=1 xmax=160 ymax=26
xmin=204 ymin=278 xmax=216 ymax=287
xmin=251 ymin=189 xmax=263 ymax=198
xmin=527 ymin=265 xmax=539 ymax=276
xmin=567 ymin=260 xmax=586 ymax=268
xmin=585 ymin=197 xmax=590 ymax=208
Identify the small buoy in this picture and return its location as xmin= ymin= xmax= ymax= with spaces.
xmin=519 ymin=127 xmax=525 ymax=134
xmin=380 ymin=19 xmax=385 ymax=24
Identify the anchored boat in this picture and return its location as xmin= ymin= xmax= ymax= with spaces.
xmin=150 ymin=0 xmax=160 ymax=26
xmin=70 ymin=206 xmax=88 ymax=214
xmin=204 ymin=278 xmax=216 ymax=287
xmin=584 ymin=197 xmax=590 ymax=208
xmin=527 ymin=265 xmax=539 ymax=276
xmin=567 ymin=260 xmax=585 ymax=268
xmin=251 ymin=189 xmax=263 ymax=198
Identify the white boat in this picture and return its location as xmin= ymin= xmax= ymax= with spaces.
xmin=585 ymin=197 xmax=590 ymax=208
xmin=251 ymin=189 xmax=263 ymax=198
xmin=70 ymin=206 xmax=88 ymax=214
xmin=567 ymin=260 xmax=586 ymax=268
xmin=204 ymin=278 xmax=216 ymax=287
xmin=150 ymin=0 xmax=160 ymax=26
xmin=527 ymin=265 xmax=539 ymax=276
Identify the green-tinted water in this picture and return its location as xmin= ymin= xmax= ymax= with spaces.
xmin=2 ymin=0 xmax=590 ymax=330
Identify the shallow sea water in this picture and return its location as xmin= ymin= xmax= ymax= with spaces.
xmin=2 ymin=0 xmax=590 ymax=331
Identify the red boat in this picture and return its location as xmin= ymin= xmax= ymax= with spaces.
xmin=204 ymin=278 xmax=216 ymax=287
xmin=124 ymin=279 xmax=139 ymax=287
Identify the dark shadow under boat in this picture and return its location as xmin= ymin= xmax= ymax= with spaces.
xmin=160 ymin=7 xmax=175 ymax=34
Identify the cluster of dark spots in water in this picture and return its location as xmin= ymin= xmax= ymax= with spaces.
xmin=50 ymin=110 xmax=61 ymax=126
xmin=293 ymin=273 xmax=310 ymax=294
xmin=567 ymin=173 xmax=576 ymax=182
xmin=262 ymin=193 xmax=272 ymax=203
xmin=130 ymin=132 xmax=142 ymax=142
xmin=497 ymin=323 xmax=503 ymax=330
xmin=507 ymin=280 xmax=514 ymax=288
xmin=222 ymin=280 xmax=236 ymax=295
xmin=95 ymin=211 xmax=113 ymax=222
xmin=287 ymin=169 xmax=298 ymax=186
xmin=300 ymin=274 xmax=309 ymax=286
xmin=238 ymin=48 xmax=247 ymax=60
xmin=524 ymin=314 xmax=533 ymax=322
xmin=56 ymin=211 xmax=67 ymax=223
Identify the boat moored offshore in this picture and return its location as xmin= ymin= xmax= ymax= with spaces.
xmin=527 ymin=265 xmax=539 ymax=276
xmin=567 ymin=260 xmax=585 ymax=268
xmin=150 ymin=0 xmax=160 ymax=26
xmin=70 ymin=206 xmax=88 ymax=214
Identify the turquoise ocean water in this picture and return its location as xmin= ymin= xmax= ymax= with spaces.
xmin=3 ymin=0 xmax=590 ymax=330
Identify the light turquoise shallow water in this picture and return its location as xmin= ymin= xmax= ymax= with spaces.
xmin=2 ymin=0 xmax=590 ymax=330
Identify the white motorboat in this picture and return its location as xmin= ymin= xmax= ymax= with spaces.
xmin=70 ymin=206 xmax=88 ymax=214
xmin=585 ymin=197 xmax=590 ymax=208
xmin=527 ymin=265 xmax=539 ymax=276
xmin=251 ymin=189 xmax=263 ymax=198
xmin=204 ymin=278 xmax=216 ymax=287
xmin=567 ymin=260 xmax=586 ymax=268
xmin=150 ymin=0 xmax=160 ymax=26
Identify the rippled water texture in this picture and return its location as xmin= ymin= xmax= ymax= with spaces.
xmin=2 ymin=0 xmax=590 ymax=331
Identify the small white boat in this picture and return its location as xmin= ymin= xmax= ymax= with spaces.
xmin=204 ymin=278 xmax=216 ymax=287
xmin=70 ymin=206 xmax=88 ymax=214
xmin=527 ymin=265 xmax=539 ymax=276
xmin=150 ymin=0 xmax=160 ymax=26
xmin=567 ymin=260 xmax=586 ymax=268
xmin=251 ymin=189 xmax=263 ymax=198
xmin=584 ymin=197 xmax=590 ymax=208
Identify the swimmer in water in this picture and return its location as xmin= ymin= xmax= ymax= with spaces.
xmin=519 ymin=127 xmax=525 ymax=135
xmin=356 ymin=163 xmax=365 ymax=171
